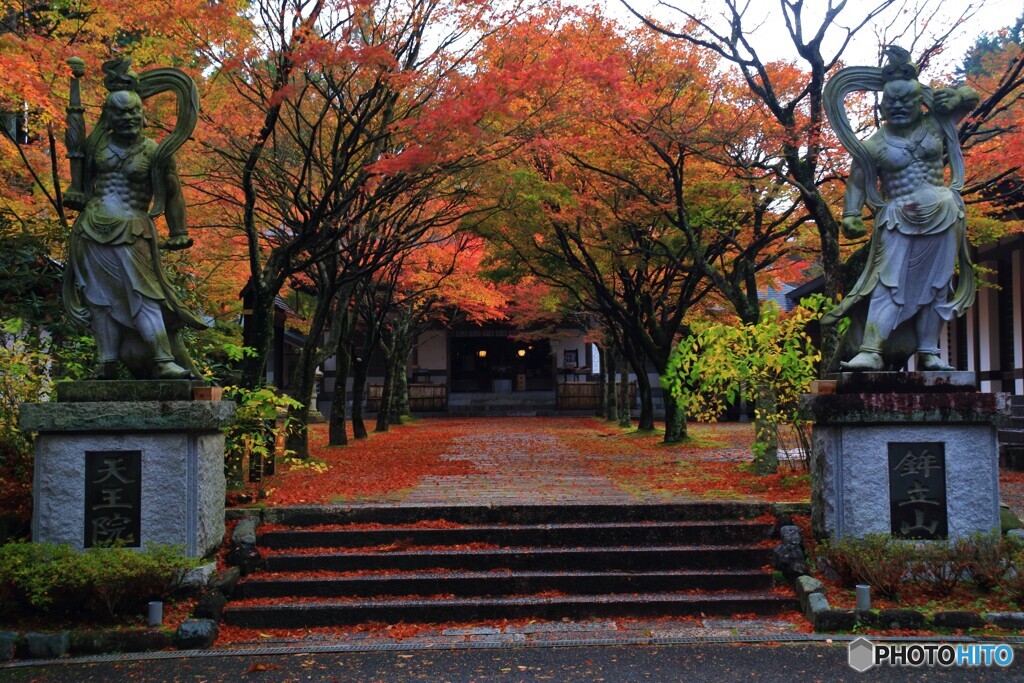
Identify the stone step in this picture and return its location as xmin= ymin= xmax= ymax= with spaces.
xmin=223 ymin=591 xmax=798 ymax=628
xmin=237 ymin=568 xmax=775 ymax=599
xmin=262 ymin=544 xmax=774 ymax=573
xmin=999 ymin=429 xmax=1024 ymax=445
xmin=232 ymin=502 xmax=792 ymax=627
xmin=258 ymin=502 xmax=771 ymax=527
xmin=446 ymin=409 xmax=541 ymax=417
xmin=1009 ymin=396 xmax=1024 ymax=417
xmin=447 ymin=399 xmax=555 ymax=407
xmin=257 ymin=520 xmax=774 ymax=550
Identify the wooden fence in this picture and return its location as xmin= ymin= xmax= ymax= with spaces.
xmin=367 ymin=383 xmax=448 ymax=412
xmin=556 ymin=382 xmax=636 ymax=410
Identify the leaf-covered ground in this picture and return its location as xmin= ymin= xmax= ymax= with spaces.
xmin=246 ymin=420 xmax=480 ymax=506
xmin=237 ymin=417 xmax=811 ymax=507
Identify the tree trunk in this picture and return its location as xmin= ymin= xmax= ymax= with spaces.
xmin=284 ymin=288 xmax=336 ymax=459
xmin=604 ymin=350 xmax=618 ymax=422
xmin=328 ymin=340 xmax=351 ymax=446
xmin=388 ymin=354 xmax=405 ymax=426
xmin=753 ymin=388 xmax=780 ymax=475
xmin=634 ymin=370 xmax=655 ymax=431
xmin=662 ymin=387 xmax=687 ymax=444
xmin=351 ymin=353 xmax=370 ymax=439
xmin=375 ymin=350 xmax=394 ymax=433
xmin=240 ymin=289 xmax=275 ymax=389
xmin=617 ymin=364 xmax=632 ymax=429
xmin=392 ymin=351 xmax=409 ymax=424
xmin=595 ymin=345 xmax=608 ymax=418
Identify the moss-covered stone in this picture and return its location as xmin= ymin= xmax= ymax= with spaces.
xmin=20 ymin=632 xmax=70 ymax=659
xmin=208 ymin=567 xmax=242 ymax=598
xmin=814 ymin=608 xmax=857 ymax=632
xmin=800 ymin=392 xmax=1009 ymax=426
xmin=874 ymin=609 xmax=926 ymax=629
xmin=931 ymin=611 xmax=986 ymax=629
xmin=0 ymin=632 xmax=18 ymax=661
xmin=175 ymin=619 xmax=218 ymax=650
xmin=55 ymin=379 xmax=210 ymax=403
xmin=1000 ymin=503 xmax=1023 ymax=532
xmin=19 ymin=400 xmax=235 ymax=433
xmin=70 ymin=629 xmax=172 ymax=655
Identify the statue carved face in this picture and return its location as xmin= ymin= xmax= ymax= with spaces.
xmin=881 ymin=79 xmax=923 ymax=127
xmin=104 ymin=91 xmax=145 ymax=140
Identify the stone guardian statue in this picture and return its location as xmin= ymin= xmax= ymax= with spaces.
xmin=62 ymin=56 xmax=208 ymax=380
xmin=821 ymin=46 xmax=979 ymax=371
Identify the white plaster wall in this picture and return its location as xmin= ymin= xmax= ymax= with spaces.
xmin=550 ymin=330 xmax=586 ymax=368
xmin=966 ymin=303 xmax=978 ymax=373
xmin=415 ymin=330 xmax=447 ymax=371
xmin=1014 ymin=250 xmax=1024 ymax=394
xmin=978 ymin=264 xmax=999 ymax=392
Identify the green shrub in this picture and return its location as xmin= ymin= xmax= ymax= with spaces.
xmin=0 ymin=319 xmax=54 ymax=475
xmin=665 ymin=296 xmax=829 ymax=472
xmin=818 ymin=533 xmax=1024 ymax=602
xmin=998 ymin=540 xmax=1024 ymax=603
xmin=0 ymin=542 xmax=200 ymax=622
xmin=0 ymin=542 xmax=79 ymax=616
xmin=910 ymin=541 xmax=971 ymax=598
xmin=223 ymin=383 xmax=301 ymax=489
xmin=963 ymin=531 xmax=1013 ymax=593
xmin=1 ymin=318 xmax=95 ymax=531
xmin=818 ymin=534 xmax=914 ymax=601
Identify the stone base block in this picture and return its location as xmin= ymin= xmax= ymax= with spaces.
xmin=810 ymin=416 xmax=1001 ymax=541
xmin=23 ymin=400 xmax=234 ymax=558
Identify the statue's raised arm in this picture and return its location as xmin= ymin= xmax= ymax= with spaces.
xmin=62 ymin=56 xmax=208 ymax=381
xmin=821 ymin=46 xmax=978 ymax=372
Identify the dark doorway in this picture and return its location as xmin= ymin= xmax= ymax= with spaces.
xmin=450 ymin=336 xmax=553 ymax=393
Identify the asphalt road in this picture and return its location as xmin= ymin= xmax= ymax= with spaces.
xmin=3 ymin=642 xmax=1024 ymax=683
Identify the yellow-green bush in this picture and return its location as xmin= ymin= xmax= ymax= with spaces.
xmin=0 ymin=542 xmax=200 ymax=622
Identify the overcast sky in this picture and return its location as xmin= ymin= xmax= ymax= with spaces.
xmin=588 ymin=0 xmax=1019 ymax=76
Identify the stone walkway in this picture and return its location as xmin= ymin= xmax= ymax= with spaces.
xmin=222 ymin=616 xmax=804 ymax=651
xmin=402 ymin=424 xmax=637 ymax=505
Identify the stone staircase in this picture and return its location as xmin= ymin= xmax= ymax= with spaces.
xmin=222 ymin=503 xmax=797 ymax=628
xmin=447 ymin=392 xmax=558 ymax=417
xmin=1000 ymin=395 xmax=1024 ymax=470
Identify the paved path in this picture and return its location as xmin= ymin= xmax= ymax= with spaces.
xmin=217 ymin=616 xmax=804 ymax=652
xmin=5 ymin=642 xmax=1023 ymax=682
xmin=403 ymin=422 xmax=636 ymax=505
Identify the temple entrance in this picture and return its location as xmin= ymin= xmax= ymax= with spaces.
xmin=450 ymin=335 xmax=553 ymax=393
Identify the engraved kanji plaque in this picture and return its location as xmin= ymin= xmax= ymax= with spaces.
xmin=888 ymin=442 xmax=948 ymax=540
xmin=84 ymin=450 xmax=142 ymax=547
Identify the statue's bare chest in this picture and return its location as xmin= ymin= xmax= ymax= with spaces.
xmin=91 ymin=138 xmax=155 ymax=212
xmin=94 ymin=140 xmax=154 ymax=186
xmin=875 ymin=124 xmax=944 ymax=175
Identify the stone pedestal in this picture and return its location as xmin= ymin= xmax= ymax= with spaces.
xmin=803 ymin=372 xmax=1007 ymax=541
xmin=20 ymin=381 xmax=234 ymax=558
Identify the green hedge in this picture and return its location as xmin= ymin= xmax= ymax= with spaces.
xmin=0 ymin=542 xmax=201 ymax=622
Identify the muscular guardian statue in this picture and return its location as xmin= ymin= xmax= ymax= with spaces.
xmin=62 ymin=57 xmax=207 ymax=380
xmin=822 ymin=47 xmax=978 ymax=371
